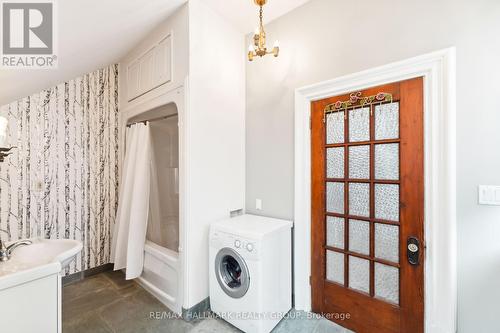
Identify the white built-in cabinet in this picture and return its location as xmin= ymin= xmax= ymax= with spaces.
xmin=127 ymin=34 xmax=172 ymax=101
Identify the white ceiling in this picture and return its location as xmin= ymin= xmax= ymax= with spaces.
xmin=201 ymin=0 xmax=312 ymax=33
xmin=0 ymin=0 xmax=310 ymax=105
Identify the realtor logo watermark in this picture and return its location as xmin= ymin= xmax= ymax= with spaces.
xmin=1 ymin=0 xmax=57 ymax=68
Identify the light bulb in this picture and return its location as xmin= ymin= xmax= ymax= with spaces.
xmin=274 ymin=40 xmax=280 ymax=48
xmin=248 ymin=44 xmax=255 ymax=52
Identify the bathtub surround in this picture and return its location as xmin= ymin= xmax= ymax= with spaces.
xmin=148 ymin=115 xmax=180 ymax=253
xmin=132 ymin=113 xmax=182 ymax=312
xmin=119 ymin=93 xmax=185 ymax=314
xmin=0 ymin=65 xmax=119 ymax=275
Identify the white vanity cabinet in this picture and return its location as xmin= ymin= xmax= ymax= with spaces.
xmin=0 ymin=265 xmax=61 ymax=333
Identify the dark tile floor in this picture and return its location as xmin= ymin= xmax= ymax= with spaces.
xmin=63 ymin=271 xmax=352 ymax=333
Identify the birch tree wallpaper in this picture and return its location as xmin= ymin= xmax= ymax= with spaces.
xmin=0 ymin=64 xmax=119 ymax=275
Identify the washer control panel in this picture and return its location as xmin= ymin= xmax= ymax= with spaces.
xmin=211 ymin=230 xmax=259 ymax=258
xmin=232 ymin=239 xmax=255 ymax=253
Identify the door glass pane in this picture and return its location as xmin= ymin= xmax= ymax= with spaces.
xmin=327 ymin=147 xmax=344 ymax=179
xmin=375 ymin=143 xmax=399 ymax=180
xmin=349 ymin=183 xmax=370 ymax=217
xmin=349 ymin=219 xmax=370 ymax=255
xmin=375 ymin=223 xmax=399 ymax=263
xmin=326 ymin=112 xmax=345 ymax=144
xmin=327 ymin=217 xmax=344 ymax=249
xmin=375 ymin=184 xmax=399 ymax=221
xmin=349 ymin=145 xmax=370 ymax=179
xmin=375 ymin=102 xmax=399 ymax=140
xmin=326 ymin=250 xmax=344 ymax=284
xmin=349 ymin=256 xmax=369 ymax=293
xmin=326 ymin=182 xmax=344 ymax=214
xmin=375 ymin=263 xmax=399 ymax=304
xmin=349 ymin=107 xmax=370 ymax=142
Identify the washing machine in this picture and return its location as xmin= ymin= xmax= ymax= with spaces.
xmin=209 ymin=214 xmax=293 ymax=333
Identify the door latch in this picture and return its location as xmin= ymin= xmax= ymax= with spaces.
xmin=407 ymin=237 xmax=420 ymax=266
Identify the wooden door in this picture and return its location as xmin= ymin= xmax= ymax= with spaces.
xmin=311 ymin=78 xmax=424 ymax=333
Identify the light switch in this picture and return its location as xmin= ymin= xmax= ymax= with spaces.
xmin=478 ymin=185 xmax=500 ymax=206
xmin=256 ymin=199 xmax=262 ymax=210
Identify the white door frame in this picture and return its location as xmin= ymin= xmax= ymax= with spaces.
xmin=293 ymin=48 xmax=456 ymax=332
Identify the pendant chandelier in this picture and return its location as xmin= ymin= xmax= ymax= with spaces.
xmin=248 ymin=0 xmax=279 ymax=61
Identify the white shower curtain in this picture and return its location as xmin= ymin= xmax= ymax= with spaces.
xmin=111 ymin=123 xmax=152 ymax=280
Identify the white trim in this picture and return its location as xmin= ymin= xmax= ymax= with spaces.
xmin=57 ymin=274 xmax=62 ymax=333
xmin=181 ymin=76 xmax=191 ymax=310
xmin=294 ymin=48 xmax=456 ymax=333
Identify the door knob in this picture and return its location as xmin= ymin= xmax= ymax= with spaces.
xmin=407 ymin=237 xmax=420 ymax=265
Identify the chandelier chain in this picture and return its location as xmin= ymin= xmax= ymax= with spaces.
xmin=259 ymin=5 xmax=263 ymax=27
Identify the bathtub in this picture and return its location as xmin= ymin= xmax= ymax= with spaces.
xmin=136 ymin=241 xmax=182 ymax=314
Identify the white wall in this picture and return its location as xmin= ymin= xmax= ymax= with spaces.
xmin=186 ymin=0 xmax=246 ymax=308
xmin=245 ymin=0 xmax=500 ymax=332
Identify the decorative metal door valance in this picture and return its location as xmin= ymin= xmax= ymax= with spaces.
xmin=323 ymin=92 xmax=393 ymax=122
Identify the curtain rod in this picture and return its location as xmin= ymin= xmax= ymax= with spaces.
xmin=126 ymin=114 xmax=178 ymax=127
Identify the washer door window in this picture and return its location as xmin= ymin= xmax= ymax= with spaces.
xmin=215 ymin=247 xmax=250 ymax=298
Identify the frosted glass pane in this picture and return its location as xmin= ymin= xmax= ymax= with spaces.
xmin=349 ymin=219 xmax=370 ymax=255
xmin=327 ymin=147 xmax=344 ymax=179
xmin=375 ymin=102 xmax=399 ymax=140
xmin=375 ymin=144 xmax=399 ymax=180
xmin=326 ymin=251 xmax=344 ymax=284
xmin=375 ymin=223 xmax=399 ymax=262
xmin=349 ymin=107 xmax=370 ymax=142
xmin=326 ymin=182 xmax=344 ymax=214
xmin=327 ymin=217 xmax=344 ymax=249
xmin=375 ymin=184 xmax=399 ymax=221
xmin=375 ymin=263 xmax=399 ymax=304
xmin=349 ymin=145 xmax=370 ymax=179
xmin=349 ymin=256 xmax=370 ymax=293
xmin=349 ymin=183 xmax=370 ymax=217
xmin=326 ymin=112 xmax=345 ymax=144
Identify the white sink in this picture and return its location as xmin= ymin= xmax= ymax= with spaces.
xmin=0 ymin=238 xmax=82 ymax=282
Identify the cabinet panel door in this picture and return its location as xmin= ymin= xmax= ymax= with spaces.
xmin=154 ymin=35 xmax=172 ymax=87
xmin=139 ymin=47 xmax=155 ymax=94
xmin=0 ymin=274 xmax=58 ymax=333
xmin=127 ymin=60 xmax=140 ymax=101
